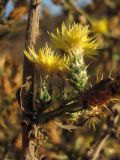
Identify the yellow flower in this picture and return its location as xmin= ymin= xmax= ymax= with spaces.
xmin=49 ymin=23 xmax=98 ymax=57
xmin=91 ymin=18 xmax=108 ymax=34
xmin=24 ymin=45 xmax=69 ymax=73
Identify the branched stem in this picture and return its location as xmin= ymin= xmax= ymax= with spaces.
xmin=22 ymin=0 xmax=41 ymax=159
xmin=37 ymin=75 xmax=120 ymax=124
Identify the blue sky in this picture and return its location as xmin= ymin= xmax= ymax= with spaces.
xmin=3 ymin=0 xmax=62 ymax=18
xmin=42 ymin=0 xmax=62 ymax=15
xmin=3 ymin=0 xmax=92 ymax=19
xmin=42 ymin=0 xmax=92 ymax=14
xmin=3 ymin=0 xmax=14 ymax=18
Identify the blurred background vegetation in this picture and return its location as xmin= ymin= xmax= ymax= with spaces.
xmin=0 ymin=0 xmax=120 ymax=159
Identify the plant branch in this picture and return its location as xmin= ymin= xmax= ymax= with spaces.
xmin=22 ymin=0 xmax=41 ymax=159
xmin=37 ymin=74 xmax=120 ymax=124
xmin=91 ymin=134 xmax=110 ymax=160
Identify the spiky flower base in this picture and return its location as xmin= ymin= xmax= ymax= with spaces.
xmin=69 ymin=53 xmax=88 ymax=92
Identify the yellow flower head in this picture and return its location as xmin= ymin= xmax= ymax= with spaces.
xmin=49 ymin=23 xmax=98 ymax=57
xmin=24 ymin=45 xmax=69 ymax=73
xmin=91 ymin=18 xmax=108 ymax=34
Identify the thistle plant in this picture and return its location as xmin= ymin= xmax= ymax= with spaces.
xmin=23 ymin=22 xmax=109 ymax=130
xmin=20 ymin=1 xmax=120 ymax=159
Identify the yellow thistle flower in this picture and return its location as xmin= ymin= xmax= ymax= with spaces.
xmin=91 ymin=18 xmax=108 ymax=34
xmin=38 ymin=45 xmax=69 ymax=73
xmin=24 ymin=45 xmax=69 ymax=73
xmin=49 ymin=23 xmax=98 ymax=57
